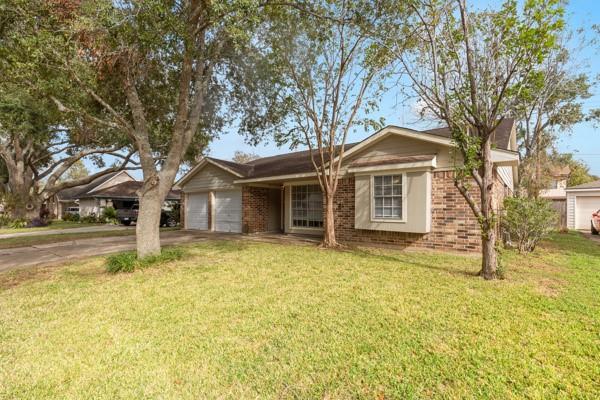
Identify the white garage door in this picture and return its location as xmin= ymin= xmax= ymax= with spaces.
xmin=186 ymin=193 xmax=208 ymax=230
xmin=215 ymin=190 xmax=242 ymax=233
xmin=575 ymin=196 xmax=600 ymax=229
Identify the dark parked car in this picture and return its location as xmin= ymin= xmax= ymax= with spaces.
xmin=117 ymin=204 xmax=177 ymax=227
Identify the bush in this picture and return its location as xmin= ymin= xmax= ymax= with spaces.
xmin=8 ymin=218 xmax=27 ymax=229
xmin=80 ymin=215 xmax=98 ymax=224
xmin=105 ymin=247 xmax=186 ymax=274
xmin=101 ymin=207 xmax=119 ymax=225
xmin=63 ymin=213 xmax=80 ymax=222
xmin=502 ymin=197 xmax=557 ymax=253
xmin=102 ymin=206 xmax=117 ymax=220
xmin=0 ymin=214 xmax=11 ymax=227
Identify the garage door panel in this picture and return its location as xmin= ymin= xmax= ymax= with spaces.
xmin=575 ymin=196 xmax=600 ymax=229
xmin=186 ymin=193 xmax=208 ymax=230
xmin=215 ymin=191 xmax=242 ymax=233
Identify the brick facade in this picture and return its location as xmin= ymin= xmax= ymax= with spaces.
xmin=333 ymin=171 xmax=507 ymax=252
xmin=242 ymin=186 xmax=270 ymax=233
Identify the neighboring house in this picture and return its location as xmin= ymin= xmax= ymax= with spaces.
xmin=566 ymin=180 xmax=600 ymax=230
xmin=539 ymin=165 xmax=570 ymax=201
xmin=50 ymin=171 xmax=180 ymax=218
xmin=540 ymin=165 xmax=571 ymax=229
xmin=177 ymin=120 xmax=519 ymax=252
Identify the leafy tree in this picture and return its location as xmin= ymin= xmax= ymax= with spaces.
xmin=0 ymin=0 xmax=135 ymax=219
xmin=549 ymin=152 xmax=598 ymax=187
xmin=62 ymin=160 xmax=90 ymax=181
xmin=381 ymin=0 xmax=565 ymax=279
xmin=44 ymin=0 xmax=282 ymax=257
xmin=231 ymin=151 xmax=259 ymax=164
xmin=514 ymin=38 xmax=593 ymax=196
xmin=266 ymin=0 xmax=394 ymax=247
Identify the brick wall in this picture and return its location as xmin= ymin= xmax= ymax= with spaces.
xmin=334 ymin=171 xmax=507 ymax=252
xmin=242 ymin=186 xmax=270 ymax=233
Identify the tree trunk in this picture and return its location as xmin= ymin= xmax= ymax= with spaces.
xmin=322 ymin=192 xmax=337 ymax=247
xmin=479 ymin=138 xmax=498 ymax=280
xmin=136 ymin=182 xmax=163 ymax=258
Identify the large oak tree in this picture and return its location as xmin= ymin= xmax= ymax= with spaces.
xmin=46 ymin=0 xmax=281 ymax=257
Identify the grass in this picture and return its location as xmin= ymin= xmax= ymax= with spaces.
xmin=0 ymin=232 xmax=599 ymax=399
xmin=0 ymin=220 xmax=102 ymax=235
xmin=0 ymin=227 xmax=179 ymax=249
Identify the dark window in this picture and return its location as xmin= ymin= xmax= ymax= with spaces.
xmin=291 ymin=184 xmax=323 ymax=228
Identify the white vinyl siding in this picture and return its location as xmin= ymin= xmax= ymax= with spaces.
xmin=214 ymin=190 xmax=242 ymax=233
xmin=186 ymin=193 xmax=209 ymax=230
xmin=182 ymin=164 xmax=237 ymax=192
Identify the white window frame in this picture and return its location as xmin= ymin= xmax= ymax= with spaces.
xmin=370 ymin=172 xmax=407 ymax=223
xmin=290 ymin=183 xmax=324 ymax=229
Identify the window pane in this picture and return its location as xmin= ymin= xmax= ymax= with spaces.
xmin=372 ymin=175 xmax=404 ymax=220
xmin=291 ymin=185 xmax=323 ymax=228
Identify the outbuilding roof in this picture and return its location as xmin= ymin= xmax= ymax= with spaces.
xmin=566 ymin=180 xmax=600 ymax=191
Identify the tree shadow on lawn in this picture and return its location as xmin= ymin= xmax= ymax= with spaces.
xmin=346 ymin=247 xmax=480 ymax=278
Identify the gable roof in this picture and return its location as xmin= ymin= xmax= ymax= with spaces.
xmin=85 ymin=181 xmax=180 ymax=200
xmin=57 ymin=172 xmax=121 ymax=201
xmin=179 ymin=120 xmax=517 ymax=184
xmin=566 ymin=180 xmax=600 ymax=191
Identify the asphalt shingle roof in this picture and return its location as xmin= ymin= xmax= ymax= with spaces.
xmin=567 ymin=180 xmax=600 ymax=190
xmin=204 ymin=120 xmax=515 ymax=180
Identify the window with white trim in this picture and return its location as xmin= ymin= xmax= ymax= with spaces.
xmin=373 ymin=175 xmax=403 ymax=219
xmin=291 ymin=184 xmax=323 ymax=228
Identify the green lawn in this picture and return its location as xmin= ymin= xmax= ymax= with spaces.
xmin=0 ymin=233 xmax=599 ymax=399
xmin=0 ymin=220 xmax=102 ymax=235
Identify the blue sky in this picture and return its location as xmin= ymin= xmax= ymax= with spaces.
xmin=206 ymin=0 xmax=600 ymax=176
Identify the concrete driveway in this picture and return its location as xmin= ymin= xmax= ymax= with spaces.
xmin=0 ymin=230 xmax=210 ymax=272
xmin=0 ymin=224 xmax=133 ymax=239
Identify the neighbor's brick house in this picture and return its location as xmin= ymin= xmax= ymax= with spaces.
xmin=177 ymin=120 xmax=518 ymax=252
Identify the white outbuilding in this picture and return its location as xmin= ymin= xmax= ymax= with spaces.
xmin=566 ymin=180 xmax=600 ymax=230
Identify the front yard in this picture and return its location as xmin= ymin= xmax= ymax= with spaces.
xmin=0 ymin=233 xmax=598 ymax=399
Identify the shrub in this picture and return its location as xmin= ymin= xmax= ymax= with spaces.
xmin=63 ymin=213 xmax=80 ymax=222
xmin=102 ymin=207 xmax=117 ymax=220
xmin=80 ymin=215 xmax=98 ymax=224
xmin=502 ymin=197 xmax=557 ymax=253
xmin=0 ymin=214 xmax=11 ymax=227
xmin=8 ymin=218 xmax=27 ymax=229
xmin=105 ymin=247 xmax=186 ymax=274
xmin=105 ymin=252 xmax=137 ymax=273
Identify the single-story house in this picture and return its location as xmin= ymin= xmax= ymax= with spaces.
xmin=50 ymin=171 xmax=180 ymax=218
xmin=177 ymin=120 xmax=519 ymax=252
xmin=566 ymin=180 xmax=600 ymax=230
